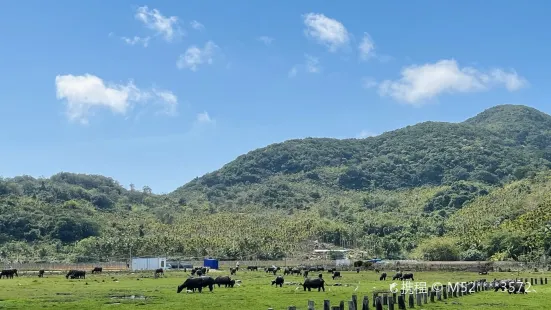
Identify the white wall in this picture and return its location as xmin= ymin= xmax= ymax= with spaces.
xmin=131 ymin=257 xmax=167 ymax=271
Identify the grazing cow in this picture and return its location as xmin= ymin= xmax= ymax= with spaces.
xmin=303 ymin=278 xmax=325 ymax=292
xmin=356 ymin=267 xmax=360 ymax=273
xmin=230 ymin=268 xmax=237 ymax=275
xmin=327 ymin=267 xmax=336 ymax=273
xmin=283 ymin=267 xmax=291 ymax=275
xmin=316 ymin=266 xmax=325 ymax=271
xmin=66 ymin=270 xmax=85 ymax=279
xmin=303 ymin=270 xmax=309 ymax=278
xmin=265 ymin=266 xmax=279 ymax=275
xmin=479 ymin=271 xmax=489 ymax=275
xmin=0 ymin=269 xmax=18 ymax=279
xmin=392 ymin=272 xmax=402 ymax=280
xmin=155 ymin=268 xmax=164 ymax=277
xmin=271 ymin=276 xmax=284 ymax=288
xmin=91 ymin=267 xmax=103 ymax=274
xmin=177 ymin=276 xmax=215 ymax=293
xmin=402 ymin=273 xmax=414 ymax=281
xmin=214 ymin=276 xmax=235 ymax=288
xmin=291 ymin=268 xmax=302 ymax=276
xmin=38 ymin=270 xmax=45 ymax=278
xmin=494 ymin=279 xmax=525 ymax=294
xmin=308 ymin=267 xmax=317 ymax=272
xmin=380 ymin=272 xmax=387 ymax=281
xmin=247 ymin=266 xmax=258 ymax=271
xmin=375 ymin=268 xmax=380 ymax=273
xmin=332 ymin=271 xmax=342 ymax=280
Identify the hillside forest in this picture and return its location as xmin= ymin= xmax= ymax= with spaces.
xmin=2 ymin=104 xmax=551 ymax=263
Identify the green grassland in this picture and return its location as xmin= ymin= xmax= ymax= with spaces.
xmin=0 ymin=269 xmax=549 ymax=309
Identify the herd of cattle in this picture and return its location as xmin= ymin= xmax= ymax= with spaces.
xmin=0 ymin=265 xmax=532 ymax=296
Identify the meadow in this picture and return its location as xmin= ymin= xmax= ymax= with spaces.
xmin=0 ymin=269 xmax=549 ymax=309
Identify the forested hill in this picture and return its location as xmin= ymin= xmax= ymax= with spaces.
xmin=171 ymin=104 xmax=551 ymax=209
xmin=3 ymin=104 xmax=551 ymax=263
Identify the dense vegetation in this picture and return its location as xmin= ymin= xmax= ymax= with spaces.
xmin=2 ymin=104 xmax=551 ymax=263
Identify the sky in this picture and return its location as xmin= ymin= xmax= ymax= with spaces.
xmin=1 ymin=0 xmax=550 ymax=193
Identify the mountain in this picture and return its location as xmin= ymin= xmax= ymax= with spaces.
xmin=171 ymin=104 xmax=551 ymax=209
xmin=2 ymin=104 xmax=551 ymax=263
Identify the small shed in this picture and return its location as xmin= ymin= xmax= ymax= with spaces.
xmin=203 ymin=258 xmax=219 ymax=270
xmin=131 ymin=257 xmax=167 ymax=271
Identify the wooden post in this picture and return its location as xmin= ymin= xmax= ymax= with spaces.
xmin=408 ymin=294 xmax=414 ymax=308
xmin=388 ymin=296 xmax=395 ymax=310
xmin=540 ymin=278 xmax=543 ymax=285
xmin=361 ymin=296 xmax=369 ymax=310
xmin=352 ymin=295 xmax=358 ymax=309
xmin=289 ymin=307 xmax=296 ymax=310
xmin=437 ymin=289 xmax=441 ymax=301
xmin=372 ymin=293 xmax=377 ymax=307
xmin=324 ymin=300 xmax=331 ymax=310
xmin=308 ymin=300 xmax=315 ymax=310
xmin=332 ymin=307 xmax=341 ymax=310
xmin=392 ymin=293 xmax=397 ymax=303
xmin=340 ymin=300 xmax=345 ymax=310
xmin=375 ymin=297 xmax=383 ymax=310
xmin=546 ymin=278 xmax=548 ymax=285
xmin=397 ymin=295 xmax=405 ymax=310
xmin=415 ymin=293 xmax=421 ymax=306
xmin=443 ymin=285 xmax=447 ymax=299
xmin=349 ymin=300 xmax=356 ymax=310
xmin=422 ymin=290 xmax=427 ymax=304
xmin=530 ymin=278 xmax=534 ymax=285
xmin=430 ymin=290 xmax=435 ymax=302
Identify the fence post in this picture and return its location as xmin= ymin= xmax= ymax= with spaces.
xmin=392 ymin=292 xmax=397 ymax=303
xmin=397 ymin=295 xmax=405 ymax=310
xmin=288 ymin=307 xmax=296 ymax=310
xmin=375 ymin=297 xmax=383 ymax=310
xmin=352 ymin=295 xmax=357 ymax=309
xmin=308 ymin=300 xmax=315 ymax=310
xmin=415 ymin=292 xmax=421 ymax=306
xmin=361 ymin=296 xmax=369 ymax=310
xmin=540 ymin=278 xmax=543 ymax=285
xmin=324 ymin=300 xmax=331 ymax=310
xmin=408 ymin=293 xmax=414 ymax=308
xmin=332 ymin=307 xmax=341 ymax=310
xmin=340 ymin=300 xmax=345 ymax=310
xmin=422 ymin=290 xmax=427 ymax=304
xmin=382 ymin=294 xmax=387 ymax=306
xmin=349 ymin=300 xmax=356 ymax=310
xmin=546 ymin=278 xmax=548 ymax=285
xmin=430 ymin=290 xmax=435 ymax=302
xmin=443 ymin=285 xmax=447 ymax=299
xmin=388 ymin=296 xmax=395 ymax=310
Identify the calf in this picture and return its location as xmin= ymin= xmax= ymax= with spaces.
xmin=155 ymin=268 xmax=164 ymax=277
xmin=38 ymin=270 xmax=45 ymax=278
xmin=230 ymin=268 xmax=237 ymax=275
xmin=380 ymin=272 xmax=387 ymax=281
xmin=91 ymin=267 xmax=103 ymax=274
xmin=332 ymin=271 xmax=342 ymax=280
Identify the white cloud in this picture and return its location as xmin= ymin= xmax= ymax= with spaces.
xmin=177 ymin=41 xmax=219 ymax=71
xmin=258 ymin=36 xmax=274 ymax=46
xmin=121 ymin=36 xmax=151 ymax=47
xmin=305 ymin=54 xmax=321 ymax=73
xmin=196 ymin=111 xmax=215 ymax=124
xmin=289 ymin=55 xmax=321 ymax=78
xmin=357 ymin=130 xmax=376 ymax=138
xmin=303 ymin=13 xmax=349 ymax=52
xmin=55 ymin=74 xmax=178 ymax=124
xmin=377 ymin=59 xmax=528 ymax=105
xmin=135 ymin=6 xmax=181 ymax=41
xmin=190 ymin=20 xmax=204 ymax=30
xmin=359 ymin=33 xmax=375 ymax=61
xmin=362 ymin=77 xmax=378 ymax=89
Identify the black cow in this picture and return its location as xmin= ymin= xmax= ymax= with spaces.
xmin=155 ymin=268 xmax=164 ymax=277
xmin=283 ymin=267 xmax=291 ymax=275
xmin=92 ymin=267 xmax=103 ymax=274
xmin=0 ymin=269 xmax=17 ymax=279
xmin=265 ymin=266 xmax=279 ymax=275
xmin=303 ymin=270 xmax=309 ymax=278
xmin=392 ymin=272 xmax=402 ymax=280
xmin=230 ymin=268 xmax=237 ymax=275
xmin=214 ymin=276 xmax=235 ymax=288
xmin=177 ymin=276 xmax=215 ymax=293
xmin=479 ymin=271 xmax=489 ymax=275
xmin=494 ymin=279 xmax=526 ymax=294
xmin=316 ymin=266 xmax=325 ymax=271
xmin=291 ymin=268 xmax=302 ymax=276
xmin=272 ymin=276 xmax=284 ymax=287
xmin=308 ymin=267 xmax=317 ymax=272
xmin=247 ymin=266 xmax=258 ymax=271
xmin=356 ymin=267 xmax=360 ymax=273
xmin=327 ymin=268 xmax=336 ymax=273
xmin=66 ymin=270 xmax=85 ymax=279
xmin=375 ymin=268 xmax=380 ymax=273
xmin=402 ymin=273 xmax=414 ymax=281
xmin=303 ymin=278 xmax=325 ymax=292
xmin=380 ymin=272 xmax=387 ymax=281
xmin=332 ymin=271 xmax=342 ymax=280
xmin=38 ymin=269 xmax=45 ymax=278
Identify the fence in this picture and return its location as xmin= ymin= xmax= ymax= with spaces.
xmin=2 ymin=259 xmax=547 ymax=272
xmin=274 ymin=277 xmax=548 ymax=310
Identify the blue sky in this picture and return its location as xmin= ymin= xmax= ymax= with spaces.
xmin=1 ymin=0 xmax=550 ymax=193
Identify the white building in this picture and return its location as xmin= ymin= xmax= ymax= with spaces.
xmin=131 ymin=257 xmax=167 ymax=271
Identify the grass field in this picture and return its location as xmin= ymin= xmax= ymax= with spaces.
xmin=0 ymin=269 xmax=549 ymax=309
